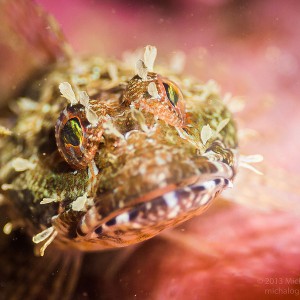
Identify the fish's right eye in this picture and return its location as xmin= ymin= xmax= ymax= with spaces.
xmin=61 ymin=117 xmax=83 ymax=147
xmin=55 ymin=104 xmax=102 ymax=169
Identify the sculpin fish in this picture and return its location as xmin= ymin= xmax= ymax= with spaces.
xmin=0 ymin=3 xmax=238 ymax=299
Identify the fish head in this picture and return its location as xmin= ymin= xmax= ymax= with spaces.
xmin=1 ymin=57 xmax=238 ymax=253
xmin=51 ymin=64 xmax=238 ymax=251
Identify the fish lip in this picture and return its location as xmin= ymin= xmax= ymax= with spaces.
xmin=102 ymin=176 xmax=232 ymax=226
xmin=94 ymin=156 xmax=235 ymax=215
xmin=77 ymin=175 xmax=232 ymax=250
xmin=77 ymin=159 xmax=234 ymax=244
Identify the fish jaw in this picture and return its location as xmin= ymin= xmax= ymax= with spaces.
xmin=52 ymin=146 xmax=236 ymax=251
xmin=77 ymin=177 xmax=232 ymax=251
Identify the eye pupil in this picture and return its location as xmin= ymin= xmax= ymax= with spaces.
xmin=163 ymin=83 xmax=179 ymax=106
xmin=61 ymin=118 xmax=83 ymax=147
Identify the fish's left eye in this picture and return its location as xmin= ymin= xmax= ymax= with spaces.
xmin=123 ymin=73 xmax=186 ymax=127
xmin=163 ymin=81 xmax=180 ymax=107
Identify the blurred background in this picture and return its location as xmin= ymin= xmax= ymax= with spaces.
xmin=2 ymin=0 xmax=300 ymax=172
xmin=37 ymin=0 xmax=300 ymax=173
xmin=1 ymin=0 xmax=300 ymax=299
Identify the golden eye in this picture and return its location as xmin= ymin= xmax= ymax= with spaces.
xmin=163 ymin=82 xmax=179 ymax=107
xmin=61 ymin=118 xmax=83 ymax=147
xmin=55 ymin=104 xmax=102 ymax=169
xmin=123 ymin=73 xmax=186 ymax=127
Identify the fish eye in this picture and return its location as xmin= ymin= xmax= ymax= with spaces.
xmin=163 ymin=81 xmax=180 ymax=107
xmin=123 ymin=73 xmax=186 ymax=127
xmin=61 ymin=118 xmax=83 ymax=147
xmin=55 ymin=104 xmax=102 ymax=169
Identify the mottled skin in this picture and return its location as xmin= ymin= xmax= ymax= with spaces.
xmin=0 ymin=54 xmax=237 ymax=298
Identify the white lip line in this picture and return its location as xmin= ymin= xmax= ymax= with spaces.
xmin=79 ymin=176 xmax=231 ymax=237
xmin=97 ymin=177 xmax=230 ymax=230
xmin=164 ymin=191 xmax=178 ymax=208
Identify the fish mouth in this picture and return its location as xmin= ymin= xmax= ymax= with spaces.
xmin=77 ymin=159 xmax=234 ymax=250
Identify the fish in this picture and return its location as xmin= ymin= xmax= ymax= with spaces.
xmin=0 ymin=50 xmax=238 ymax=249
xmin=0 ymin=2 xmax=239 ymax=299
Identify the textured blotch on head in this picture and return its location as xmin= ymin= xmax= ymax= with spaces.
xmin=163 ymin=82 xmax=179 ymax=106
xmin=61 ymin=118 xmax=83 ymax=147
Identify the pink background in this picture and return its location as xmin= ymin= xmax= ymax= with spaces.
xmin=2 ymin=0 xmax=300 ymax=299
xmin=35 ymin=1 xmax=300 ymax=299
